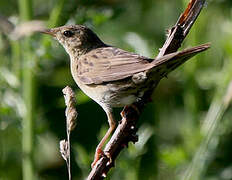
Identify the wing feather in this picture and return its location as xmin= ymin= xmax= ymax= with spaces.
xmin=77 ymin=47 xmax=153 ymax=84
xmin=77 ymin=44 xmax=210 ymax=85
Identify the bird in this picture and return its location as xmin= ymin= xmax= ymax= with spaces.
xmin=40 ymin=24 xmax=210 ymax=167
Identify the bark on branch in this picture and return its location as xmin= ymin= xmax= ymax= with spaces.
xmin=87 ymin=0 xmax=207 ymax=179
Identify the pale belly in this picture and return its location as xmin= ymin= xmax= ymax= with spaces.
xmin=73 ymin=75 xmax=139 ymax=108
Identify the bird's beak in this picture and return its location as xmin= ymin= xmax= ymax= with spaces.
xmin=39 ymin=28 xmax=56 ymax=37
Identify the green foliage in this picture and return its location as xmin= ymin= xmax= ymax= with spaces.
xmin=1 ymin=0 xmax=232 ymax=179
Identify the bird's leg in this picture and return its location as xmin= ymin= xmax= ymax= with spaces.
xmin=91 ymin=110 xmax=116 ymax=168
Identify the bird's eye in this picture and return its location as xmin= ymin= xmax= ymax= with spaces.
xmin=63 ymin=30 xmax=74 ymax=37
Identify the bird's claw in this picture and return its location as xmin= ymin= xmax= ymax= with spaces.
xmin=91 ymin=149 xmax=113 ymax=168
xmin=91 ymin=148 xmax=104 ymax=168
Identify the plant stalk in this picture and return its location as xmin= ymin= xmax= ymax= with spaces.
xmin=18 ymin=0 xmax=35 ymax=179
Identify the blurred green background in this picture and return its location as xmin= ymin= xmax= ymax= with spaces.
xmin=1 ymin=0 xmax=232 ymax=179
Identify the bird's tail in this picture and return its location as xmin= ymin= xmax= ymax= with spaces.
xmin=149 ymin=43 xmax=210 ymax=77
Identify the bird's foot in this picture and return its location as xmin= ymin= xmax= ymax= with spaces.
xmin=91 ymin=148 xmax=104 ymax=168
xmin=91 ymin=149 xmax=113 ymax=168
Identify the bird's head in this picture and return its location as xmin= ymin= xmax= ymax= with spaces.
xmin=40 ymin=25 xmax=104 ymax=56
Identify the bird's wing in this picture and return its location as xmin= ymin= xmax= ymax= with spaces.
xmin=77 ymin=44 xmax=210 ymax=85
xmin=77 ymin=46 xmax=153 ymax=84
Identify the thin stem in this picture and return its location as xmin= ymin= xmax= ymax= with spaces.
xmin=67 ymin=130 xmax=71 ymax=180
xmin=22 ymin=49 xmax=35 ymax=180
xmin=47 ymin=0 xmax=66 ymax=27
xmin=18 ymin=0 xmax=32 ymax=21
xmin=42 ymin=0 xmax=66 ymax=48
xmin=18 ymin=0 xmax=35 ymax=179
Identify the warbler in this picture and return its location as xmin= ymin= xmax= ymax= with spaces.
xmin=41 ymin=25 xmax=210 ymax=167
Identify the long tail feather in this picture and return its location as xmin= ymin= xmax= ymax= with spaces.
xmin=150 ymin=43 xmax=210 ymax=77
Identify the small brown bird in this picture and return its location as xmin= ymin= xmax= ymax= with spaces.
xmin=41 ymin=25 xmax=209 ymax=167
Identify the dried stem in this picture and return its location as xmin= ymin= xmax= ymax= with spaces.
xmin=60 ymin=86 xmax=78 ymax=180
xmin=87 ymin=0 xmax=207 ymax=179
